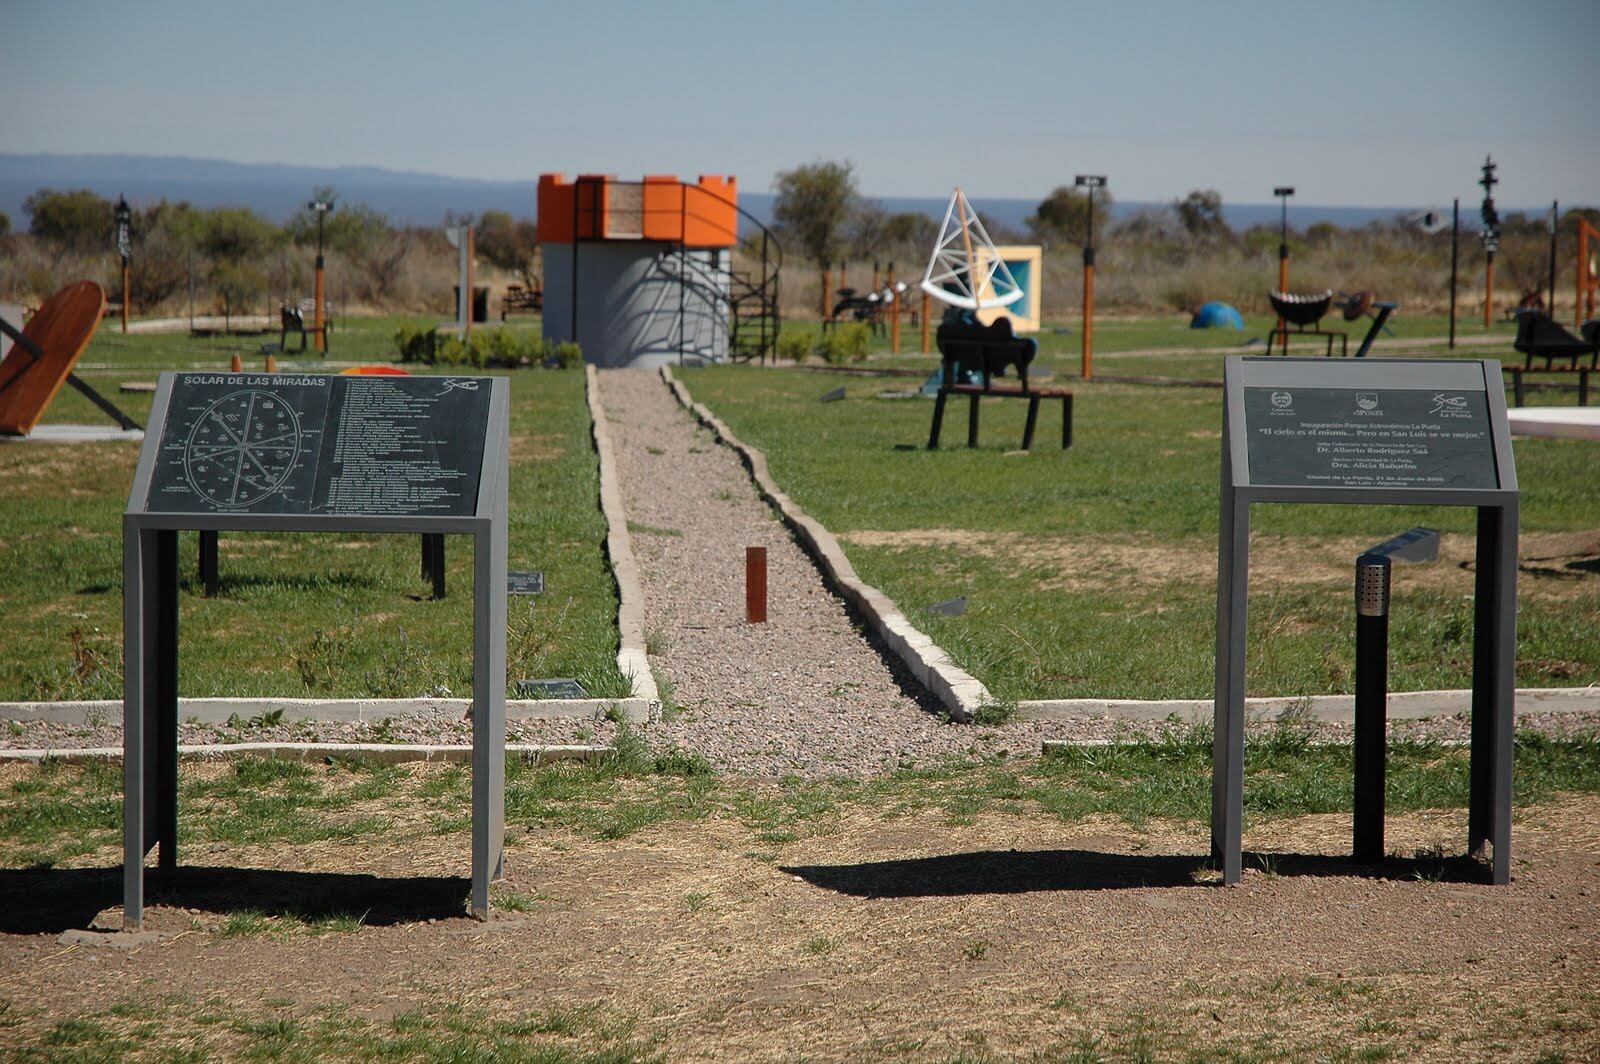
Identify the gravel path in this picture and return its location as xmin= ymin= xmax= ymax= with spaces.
xmin=5 ymin=365 xmax=1596 ymax=771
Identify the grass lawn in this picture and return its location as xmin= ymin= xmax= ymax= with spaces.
xmin=677 ymin=341 xmax=1599 ymax=701
xmin=0 ymin=316 xmax=629 ymax=701
xmin=2 ymin=731 xmax=1599 ymax=1061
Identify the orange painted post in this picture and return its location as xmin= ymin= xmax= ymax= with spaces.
xmin=888 ymin=262 xmax=899 ymax=353
xmin=921 ymin=290 xmax=931 ymax=353
xmin=230 ymin=352 xmax=242 ymax=373
xmin=1273 ymin=186 xmax=1294 ymax=353
xmin=1577 ymin=220 xmax=1599 ymax=329
xmin=745 ymin=546 xmax=767 ymax=623
xmin=465 ymin=225 xmax=476 ymax=342
xmin=1484 ymin=256 xmax=1495 ymax=329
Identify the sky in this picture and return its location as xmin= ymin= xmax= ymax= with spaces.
xmin=6 ymin=0 xmax=1597 ymax=208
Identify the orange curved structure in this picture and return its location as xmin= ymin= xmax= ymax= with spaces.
xmin=537 ymin=173 xmax=737 ymax=247
xmin=0 ymin=281 xmax=106 ymax=436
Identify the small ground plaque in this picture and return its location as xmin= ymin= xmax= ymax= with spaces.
xmin=514 ymin=678 xmax=587 ymax=699
xmin=507 ymin=570 xmax=545 ymax=595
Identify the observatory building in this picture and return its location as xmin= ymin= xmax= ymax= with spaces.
xmin=538 ymin=173 xmax=742 ymax=368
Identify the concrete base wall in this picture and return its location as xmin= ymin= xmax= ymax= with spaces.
xmin=543 ymin=242 xmax=729 ymax=368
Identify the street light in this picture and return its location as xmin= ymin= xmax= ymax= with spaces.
xmin=1273 ymin=186 xmax=1295 ymax=349
xmin=114 ymin=196 xmax=132 ymax=334
xmin=1075 ymin=175 xmax=1106 ymax=379
xmin=307 ymin=198 xmax=334 ymax=353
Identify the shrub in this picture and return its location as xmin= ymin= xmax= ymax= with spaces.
xmin=776 ymin=329 xmax=812 ymax=364
xmin=393 ymin=325 xmax=439 ymax=364
xmin=818 ymin=322 xmax=870 ymax=364
xmin=550 ymin=341 xmax=583 ymax=369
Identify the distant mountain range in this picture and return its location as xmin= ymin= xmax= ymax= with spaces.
xmin=1 ymin=152 xmax=1460 ymax=235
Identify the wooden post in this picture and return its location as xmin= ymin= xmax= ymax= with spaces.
xmin=1276 ymin=252 xmax=1289 ymax=353
xmin=465 ymin=226 xmax=476 ymax=342
xmin=265 ymin=354 xmax=277 ymax=373
xmin=745 ymin=546 xmax=767 ymax=624
xmin=820 ymin=265 xmax=831 ymax=323
xmin=230 ymin=353 xmax=242 ymax=373
xmin=888 ymin=262 xmax=899 ymax=353
xmin=1484 ymin=253 xmax=1495 ymax=329
xmin=921 ymin=290 xmax=931 ymax=353
xmin=313 ymin=263 xmax=326 ymax=353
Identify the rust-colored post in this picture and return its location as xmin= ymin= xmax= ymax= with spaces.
xmin=1484 ymin=254 xmax=1495 ymax=329
xmin=313 ymin=263 xmax=326 ymax=353
xmin=820 ymin=264 xmax=831 ymax=322
xmin=265 ymin=353 xmax=277 ymax=373
xmin=745 ymin=546 xmax=767 ymax=624
xmin=1276 ymin=253 xmax=1289 ymax=353
xmin=1082 ymin=261 xmax=1095 ymax=379
xmin=871 ymin=259 xmax=880 ymax=294
xmin=230 ymin=352 xmax=242 ymax=373
xmin=888 ymin=262 xmax=900 ymax=353
xmin=120 ymin=261 xmax=130 ymax=334
xmin=921 ymin=290 xmax=931 ymax=353
xmin=1579 ymin=221 xmax=1587 ymax=330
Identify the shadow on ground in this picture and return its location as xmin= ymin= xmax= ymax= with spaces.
xmin=783 ymin=848 xmax=1490 ymax=897
xmin=0 ymin=866 xmax=469 ymax=934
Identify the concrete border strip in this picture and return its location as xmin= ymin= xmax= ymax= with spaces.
xmin=0 ymin=742 xmax=612 ymax=766
xmin=0 ymin=696 xmax=651 ymax=726
xmin=659 ymin=366 xmax=992 ymax=720
xmin=1017 ymin=686 xmax=1600 ymax=723
xmin=586 ymin=364 xmax=662 ymax=717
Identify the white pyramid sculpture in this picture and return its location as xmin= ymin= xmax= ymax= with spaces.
xmin=920 ymin=187 xmax=1025 ymax=311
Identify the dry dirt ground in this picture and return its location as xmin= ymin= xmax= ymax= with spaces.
xmin=2 ymin=773 xmax=1596 ymax=1062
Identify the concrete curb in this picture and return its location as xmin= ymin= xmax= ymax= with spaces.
xmin=1017 ymin=686 xmax=1600 ymax=724
xmin=586 ymin=364 xmax=662 ymax=717
xmin=0 ymin=697 xmax=651 ymax=726
xmin=0 ymin=742 xmax=613 ymax=766
xmin=660 ymin=366 xmax=993 ymax=721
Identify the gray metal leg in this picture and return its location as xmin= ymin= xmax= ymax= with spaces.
xmin=198 ymin=531 xmax=219 ymax=597
xmin=1468 ymin=504 xmax=1518 ymax=882
xmin=124 ymin=526 xmax=178 ymax=928
xmin=967 ymin=394 xmax=980 ymax=447
xmin=423 ymin=534 xmax=446 ymax=599
xmin=928 ymin=391 xmax=948 ymax=449
xmin=471 ymin=512 xmax=507 ymax=917
xmin=1022 ymin=397 xmax=1040 ymax=450
xmin=1212 ymin=494 xmax=1250 ymax=884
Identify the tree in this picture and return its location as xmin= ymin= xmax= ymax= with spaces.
xmin=23 ymin=188 xmax=113 ymax=254
xmin=475 ymin=209 xmax=539 ymax=285
xmin=1174 ymin=189 xmax=1228 ymax=240
xmin=772 ymin=160 xmax=858 ymax=267
xmin=0 ymin=211 xmax=10 ymax=238
xmin=1026 ymin=185 xmax=1114 ymax=247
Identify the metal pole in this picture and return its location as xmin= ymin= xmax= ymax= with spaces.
xmin=1449 ymin=200 xmax=1460 ymax=350
xmin=314 ymin=209 xmax=326 ymax=353
xmin=121 ymin=262 xmax=130 ymax=334
xmin=1082 ymin=190 xmax=1095 ymax=380
xmin=1354 ymin=553 xmax=1390 ymax=862
xmin=888 ymin=262 xmax=900 ymax=353
xmin=1548 ymin=200 xmax=1559 ymax=315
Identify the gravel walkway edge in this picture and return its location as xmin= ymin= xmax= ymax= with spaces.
xmin=659 ymin=366 xmax=992 ymax=721
xmin=0 ymin=743 xmax=611 ymax=766
xmin=585 ymin=364 xmax=661 ymax=713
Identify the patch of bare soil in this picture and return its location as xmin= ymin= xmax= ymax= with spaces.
xmin=3 ymin=790 xmax=1597 ymax=1061
xmin=841 ymin=527 xmax=1600 ymax=600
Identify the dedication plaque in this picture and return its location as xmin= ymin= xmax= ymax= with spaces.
xmin=145 ymin=373 xmax=491 ymax=516
xmin=1233 ymin=359 xmax=1502 ymax=492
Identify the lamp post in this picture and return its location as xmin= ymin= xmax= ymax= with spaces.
xmin=114 ymin=196 xmax=132 ymax=334
xmin=1479 ymin=157 xmax=1499 ymax=329
xmin=1273 ymin=186 xmax=1294 ymax=349
xmin=1076 ymin=175 xmax=1106 ymax=380
xmin=308 ymin=198 xmax=333 ymax=353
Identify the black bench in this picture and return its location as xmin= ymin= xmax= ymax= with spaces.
xmin=1503 ymin=312 xmax=1598 ymax=406
xmin=500 ymin=284 xmax=542 ymax=320
xmin=927 ymin=317 xmax=1072 ymax=450
xmin=280 ymin=301 xmax=332 ymax=353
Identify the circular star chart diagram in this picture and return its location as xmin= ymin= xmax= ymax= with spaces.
xmin=183 ymin=389 xmax=302 ymax=509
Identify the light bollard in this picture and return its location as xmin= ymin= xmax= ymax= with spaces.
xmin=1353 ymin=552 xmax=1391 ymax=862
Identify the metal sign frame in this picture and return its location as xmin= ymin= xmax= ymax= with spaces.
xmin=1214 ymin=357 xmax=1518 ymax=884
xmin=120 ymin=372 xmax=509 ymax=927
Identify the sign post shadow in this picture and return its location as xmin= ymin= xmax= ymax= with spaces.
xmin=1213 ymin=357 xmax=1518 ymax=885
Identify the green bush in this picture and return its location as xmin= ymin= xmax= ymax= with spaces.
xmin=393 ymin=325 xmax=439 ymax=364
xmin=776 ymin=329 xmax=812 ymax=364
xmin=550 ymin=341 xmax=583 ymax=370
xmin=818 ymin=322 xmax=870 ymax=364
xmin=395 ymin=324 xmax=553 ymax=369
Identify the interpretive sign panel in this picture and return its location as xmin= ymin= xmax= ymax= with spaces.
xmin=1214 ymin=357 xmax=1517 ymax=889
xmin=1232 ymin=359 xmax=1503 ymax=494
xmin=123 ymin=371 xmax=508 ymax=928
xmin=144 ymin=373 xmax=491 ymax=516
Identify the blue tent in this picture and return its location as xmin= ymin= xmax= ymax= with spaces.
xmin=1190 ymin=301 xmax=1245 ymax=330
